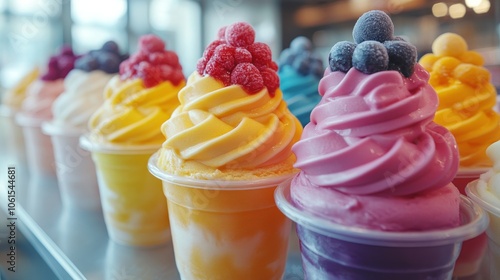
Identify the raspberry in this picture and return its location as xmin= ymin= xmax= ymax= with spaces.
xmin=206 ymin=58 xmax=231 ymax=85
xmin=159 ymin=65 xmax=174 ymax=80
xmin=138 ymin=64 xmax=163 ymax=88
xmin=217 ymin=26 xmax=227 ymax=40
xmin=212 ymin=45 xmax=236 ymax=70
xmin=269 ymin=61 xmax=278 ymax=71
xmin=247 ymin=42 xmax=272 ymax=68
xmin=225 ymin=22 xmax=255 ymax=47
xmin=234 ymin=47 xmax=252 ymax=64
xmin=171 ymin=70 xmax=185 ymax=85
xmin=139 ymin=34 xmax=166 ymax=53
xmin=261 ymin=68 xmax=279 ymax=95
xmin=203 ymin=40 xmax=224 ymax=60
xmin=164 ymin=51 xmax=180 ymax=67
xmin=196 ymin=57 xmax=207 ymax=75
xmin=231 ymin=63 xmax=264 ymax=93
xmin=148 ymin=52 xmax=170 ymax=65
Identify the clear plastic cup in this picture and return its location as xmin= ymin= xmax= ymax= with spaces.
xmin=466 ymin=180 xmax=500 ymax=280
xmin=16 ymin=113 xmax=56 ymax=176
xmin=452 ymin=168 xmax=489 ymax=277
xmin=80 ymin=135 xmax=170 ymax=247
xmin=42 ymin=122 xmax=101 ymax=210
xmin=275 ymin=179 xmax=489 ymax=280
xmin=0 ymin=105 xmax=27 ymax=165
xmin=148 ymin=152 xmax=294 ymax=280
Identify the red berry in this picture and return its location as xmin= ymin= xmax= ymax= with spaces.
xmin=171 ymin=70 xmax=185 ymax=85
xmin=261 ymin=68 xmax=279 ymax=95
xmin=212 ymin=45 xmax=236 ymax=70
xmin=138 ymin=34 xmax=166 ymax=53
xmin=217 ymin=26 xmax=227 ymax=40
xmin=234 ymin=47 xmax=252 ymax=64
xmin=164 ymin=51 xmax=180 ymax=67
xmin=247 ymin=42 xmax=272 ymax=67
xmin=203 ymin=40 xmax=224 ymax=60
xmin=231 ymin=63 xmax=264 ymax=93
xmin=197 ymin=57 xmax=207 ymax=75
xmin=269 ymin=61 xmax=278 ymax=71
xmin=206 ymin=59 xmax=231 ymax=85
xmin=225 ymin=22 xmax=255 ymax=47
xmin=138 ymin=65 xmax=163 ymax=88
xmin=148 ymin=52 xmax=169 ymax=65
xmin=159 ymin=65 xmax=174 ymax=80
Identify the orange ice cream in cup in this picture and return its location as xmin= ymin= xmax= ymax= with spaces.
xmin=420 ymin=32 xmax=500 ymax=278
xmin=148 ymin=22 xmax=302 ymax=279
xmin=81 ymin=35 xmax=185 ymax=246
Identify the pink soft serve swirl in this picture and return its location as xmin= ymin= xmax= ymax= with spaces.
xmin=293 ymin=64 xmax=459 ymax=196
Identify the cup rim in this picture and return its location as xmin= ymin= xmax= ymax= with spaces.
xmin=148 ymin=151 xmax=297 ymax=190
xmin=79 ymin=133 xmax=160 ymax=154
xmin=275 ymin=178 xmax=489 ymax=247
xmin=465 ymin=179 xmax=500 ymax=217
xmin=42 ymin=121 xmax=85 ymax=136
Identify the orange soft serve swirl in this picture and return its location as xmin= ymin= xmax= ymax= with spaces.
xmin=89 ymin=76 xmax=184 ymax=145
xmin=420 ymin=33 xmax=500 ymax=167
xmin=160 ymin=72 xmax=302 ymax=169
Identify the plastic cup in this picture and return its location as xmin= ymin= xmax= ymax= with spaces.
xmin=0 ymin=105 xmax=27 ymax=165
xmin=80 ymin=135 xmax=170 ymax=247
xmin=148 ymin=152 xmax=294 ymax=280
xmin=466 ymin=180 xmax=500 ymax=280
xmin=275 ymin=179 xmax=489 ymax=280
xmin=16 ymin=112 xmax=56 ymax=176
xmin=452 ymin=168 xmax=489 ymax=277
xmin=42 ymin=121 xmax=101 ymax=210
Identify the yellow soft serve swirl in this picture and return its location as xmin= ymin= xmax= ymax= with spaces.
xmin=158 ymin=73 xmax=302 ymax=174
xmin=420 ymin=33 xmax=500 ymax=167
xmin=88 ymin=76 xmax=184 ymax=145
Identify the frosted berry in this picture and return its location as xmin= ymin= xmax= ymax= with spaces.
xmin=203 ymin=40 xmax=224 ymax=59
xmin=230 ymin=63 xmax=263 ymax=93
xmin=217 ymin=26 xmax=227 ymax=39
xmin=278 ymin=49 xmax=296 ymax=66
xmin=234 ymin=47 xmax=252 ymax=64
xmin=196 ymin=57 xmax=207 ymax=75
xmin=352 ymin=10 xmax=394 ymax=44
xmin=384 ymin=40 xmax=417 ymax=77
xmin=247 ymin=42 xmax=272 ymax=67
xmin=290 ymin=36 xmax=312 ymax=51
xmin=352 ymin=41 xmax=389 ymax=74
xmin=329 ymin=41 xmax=356 ymax=72
xmin=102 ymin=41 xmax=119 ymax=54
xmin=225 ymin=22 xmax=255 ymax=47
xmin=139 ymin=34 xmax=166 ymax=53
xmin=293 ymin=54 xmax=311 ymax=75
xmin=212 ymin=45 xmax=236 ymax=70
xmin=261 ymin=68 xmax=279 ymax=95
xmin=97 ymin=52 xmax=121 ymax=74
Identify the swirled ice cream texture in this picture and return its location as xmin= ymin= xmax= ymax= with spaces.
xmin=2 ymin=67 xmax=39 ymax=109
xmin=157 ymin=73 xmax=302 ymax=179
xmin=279 ymin=65 xmax=321 ymax=126
xmin=419 ymin=33 xmax=500 ymax=167
xmin=19 ymin=79 xmax=65 ymax=121
xmin=88 ymin=76 xmax=184 ymax=145
xmin=476 ymin=141 xmax=500 ymax=207
xmin=52 ymin=70 xmax=113 ymax=130
xmin=291 ymin=64 xmax=461 ymax=230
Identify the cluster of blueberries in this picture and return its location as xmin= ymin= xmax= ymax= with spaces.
xmin=75 ymin=41 xmax=129 ymax=74
xmin=278 ymin=37 xmax=324 ymax=79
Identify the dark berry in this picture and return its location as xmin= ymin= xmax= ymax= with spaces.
xmin=234 ymin=47 xmax=252 ymax=64
xmin=352 ymin=10 xmax=394 ymax=44
xmin=102 ymin=41 xmax=119 ymax=54
xmin=97 ymin=52 xmax=121 ymax=74
xmin=384 ymin=40 xmax=417 ymax=77
xmin=225 ymin=22 xmax=255 ymax=47
xmin=278 ymin=48 xmax=296 ymax=67
xmin=290 ymin=36 xmax=312 ymax=51
xmin=328 ymin=41 xmax=356 ymax=72
xmin=352 ymin=40 xmax=389 ymax=74
xmin=310 ymin=59 xmax=324 ymax=78
xmin=75 ymin=56 xmax=99 ymax=71
xmin=292 ymin=54 xmax=311 ymax=75
xmin=138 ymin=34 xmax=166 ymax=53
xmin=230 ymin=63 xmax=263 ymax=93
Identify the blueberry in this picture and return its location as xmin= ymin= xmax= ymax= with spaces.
xmin=290 ymin=36 xmax=313 ymax=51
xmin=102 ymin=41 xmax=119 ymax=54
xmin=393 ymin=36 xmax=407 ymax=42
xmin=329 ymin=41 xmax=356 ymax=72
xmin=278 ymin=48 xmax=296 ymax=67
xmin=97 ymin=52 xmax=121 ymax=73
xmin=310 ymin=59 xmax=324 ymax=78
xmin=384 ymin=40 xmax=417 ymax=77
xmin=75 ymin=55 xmax=99 ymax=72
xmin=353 ymin=10 xmax=394 ymax=44
xmin=352 ymin=41 xmax=389 ymax=74
xmin=292 ymin=54 xmax=311 ymax=75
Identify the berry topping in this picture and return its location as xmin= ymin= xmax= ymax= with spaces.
xmin=352 ymin=10 xmax=394 ymax=44
xmin=328 ymin=10 xmax=417 ymax=77
xmin=75 ymin=40 xmax=128 ymax=74
xmin=352 ymin=41 xmax=389 ymax=74
xmin=278 ymin=36 xmax=324 ymax=79
xmin=384 ymin=40 xmax=417 ymax=77
xmin=196 ymin=22 xmax=279 ymax=95
xmin=329 ymin=41 xmax=356 ymax=72
xmin=41 ymin=45 xmax=80 ymax=81
xmin=224 ymin=22 xmax=255 ymax=47
xmin=119 ymin=34 xmax=184 ymax=88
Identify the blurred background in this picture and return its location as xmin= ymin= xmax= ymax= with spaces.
xmin=0 ymin=0 xmax=499 ymax=89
